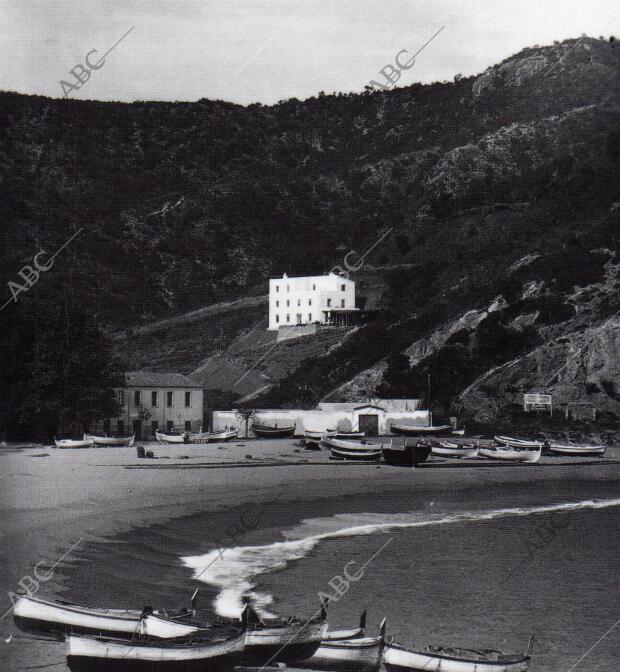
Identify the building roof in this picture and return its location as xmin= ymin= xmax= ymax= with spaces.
xmin=125 ymin=371 xmax=202 ymax=388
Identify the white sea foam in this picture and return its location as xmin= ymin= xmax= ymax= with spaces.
xmin=180 ymin=498 xmax=620 ymax=618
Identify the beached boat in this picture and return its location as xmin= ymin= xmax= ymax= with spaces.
xmin=494 ymin=435 xmax=544 ymax=449
xmin=304 ymin=429 xmax=325 ymax=441
xmin=156 ymin=430 xmax=188 ymax=444
xmin=55 ymin=437 xmax=95 ymax=449
xmin=297 ymin=618 xmax=385 ymax=672
xmin=324 ymin=611 xmax=366 ymax=641
xmin=381 ymin=441 xmax=431 ymax=466
xmin=242 ymin=605 xmax=328 ymax=664
xmin=251 ymin=423 xmax=296 ymax=438
xmin=83 ymin=433 xmax=135 ymax=447
xmin=66 ymin=630 xmax=247 ymax=672
xmin=189 ymin=429 xmax=239 ymax=443
xmin=452 ymin=428 xmax=465 ymax=436
xmin=546 ymin=441 xmax=606 ymax=456
xmin=326 ymin=430 xmax=366 ymax=440
xmin=322 ymin=437 xmax=382 ymax=461
xmin=479 ymin=445 xmax=541 ymax=463
xmin=13 ymin=595 xmax=201 ymax=639
xmin=383 ymin=640 xmax=531 ymax=672
xmin=390 ymin=423 xmax=452 ymax=437
xmin=431 ymin=441 xmax=479 ymax=458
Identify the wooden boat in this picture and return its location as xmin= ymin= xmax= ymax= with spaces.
xmin=431 ymin=441 xmax=479 ymax=458
xmin=297 ymin=618 xmax=385 ymax=672
xmin=304 ymin=429 xmax=324 ymax=441
xmin=156 ymin=430 xmax=188 ymax=444
xmin=55 ymin=437 xmax=95 ymax=449
xmin=66 ymin=630 xmax=246 ymax=672
xmin=13 ymin=595 xmax=201 ymax=639
xmin=494 ymin=435 xmax=544 ymax=449
xmin=383 ymin=640 xmax=530 ymax=672
xmin=390 ymin=423 xmax=452 ymax=437
xmin=251 ymin=423 xmax=296 ymax=438
xmin=381 ymin=441 xmax=431 ymax=466
xmin=207 ymin=429 xmax=239 ymax=442
xmin=242 ymin=605 xmax=328 ymax=664
xmin=452 ymin=428 xmax=465 ymax=437
xmin=83 ymin=433 xmax=135 ymax=447
xmin=479 ymin=445 xmax=541 ymax=463
xmin=324 ymin=611 xmax=366 ymax=641
xmin=322 ymin=437 xmax=382 ymax=462
xmin=326 ymin=430 xmax=365 ymax=440
xmin=546 ymin=441 xmax=606 ymax=456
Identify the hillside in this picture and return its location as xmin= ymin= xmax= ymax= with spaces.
xmin=2 ymin=36 xmax=619 ymax=421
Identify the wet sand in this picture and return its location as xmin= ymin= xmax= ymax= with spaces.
xmin=0 ymin=439 xmax=618 ymax=671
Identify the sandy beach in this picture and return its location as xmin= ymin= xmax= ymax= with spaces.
xmin=0 ymin=438 xmax=618 ymax=672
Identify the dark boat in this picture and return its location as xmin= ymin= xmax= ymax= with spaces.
xmin=325 ymin=430 xmax=366 ymax=440
xmin=382 ymin=440 xmax=431 ymax=466
xmin=251 ymin=423 xmax=296 ymax=438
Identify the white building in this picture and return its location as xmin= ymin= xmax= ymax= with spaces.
xmin=268 ymin=272 xmax=356 ymax=330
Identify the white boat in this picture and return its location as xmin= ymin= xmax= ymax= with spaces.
xmin=390 ymin=424 xmax=452 ymax=437
xmin=55 ymin=437 xmax=95 ymax=449
xmin=83 ymin=433 xmax=135 ymax=447
xmin=298 ymin=619 xmax=386 ymax=672
xmin=479 ymin=445 xmax=541 ymax=463
xmin=207 ymin=429 xmax=238 ymax=442
xmin=326 ymin=430 xmax=366 ymax=440
xmin=155 ymin=430 xmax=188 ymax=444
xmin=322 ymin=437 xmax=382 ymax=461
xmin=304 ymin=429 xmax=325 ymax=440
xmin=431 ymin=441 xmax=479 ymax=458
xmin=66 ymin=631 xmax=246 ymax=672
xmin=13 ymin=595 xmax=199 ymax=639
xmin=494 ymin=435 xmax=544 ymax=449
xmin=383 ymin=640 xmax=530 ymax=672
xmin=546 ymin=442 xmax=606 ymax=456
xmin=452 ymin=428 xmax=465 ymax=436
xmin=324 ymin=611 xmax=366 ymax=641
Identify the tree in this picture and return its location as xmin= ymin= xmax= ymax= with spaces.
xmin=0 ymin=294 xmax=123 ymax=440
xmin=376 ymin=353 xmax=416 ymax=397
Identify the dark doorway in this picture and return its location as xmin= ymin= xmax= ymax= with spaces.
xmin=359 ymin=414 xmax=379 ymax=437
xmin=132 ymin=419 xmax=142 ymax=440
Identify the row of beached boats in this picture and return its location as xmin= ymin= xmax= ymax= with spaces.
xmin=315 ymin=433 xmax=606 ymax=464
xmin=13 ymin=594 xmax=532 ymax=672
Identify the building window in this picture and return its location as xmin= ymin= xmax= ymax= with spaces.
xmin=327 ymin=298 xmax=331 ymax=307
xmin=185 ymin=391 xmax=191 ymax=408
xmin=297 ymin=314 xmax=302 ymax=324
xmin=151 ymin=391 xmax=158 ymax=407
xmin=286 ymin=300 xmax=290 ymax=307
xmin=167 ymin=420 xmax=174 ymax=431
xmin=341 ymin=284 xmax=346 ymax=291
xmin=134 ymin=390 xmax=141 ymax=406
xmin=276 ymin=315 xmax=280 ymax=323
xmin=118 ymin=390 xmax=125 ymax=405
xmin=166 ymin=391 xmax=173 ymax=407
xmin=185 ymin=420 xmax=192 ymax=431
xmin=117 ymin=420 xmax=125 ymax=434
xmin=286 ymin=314 xmax=290 ymax=322
xmin=276 ymin=300 xmax=279 ymax=307
xmin=151 ymin=420 xmax=159 ymax=435
xmin=297 ymin=299 xmax=301 ymax=306
xmin=308 ymin=299 xmax=312 ymax=306
xmin=308 ymin=313 xmax=312 ymax=321
xmin=312 ymin=284 xmax=316 ymax=290
xmin=276 ymin=285 xmax=279 ymax=293
xmin=287 ymin=285 xmax=290 ymax=292
xmin=341 ymin=299 xmax=345 ymax=308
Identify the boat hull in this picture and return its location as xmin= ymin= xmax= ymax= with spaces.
xmin=383 ymin=642 xmax=529 ymax=672
xmin=297 ymin=636 xmax=384 ymax=672
xmin=252 ymin=425 xmax=296 ymax=438
xmin=546 ymin=443 xmax=606 ymax=456
xmin=155 ymin=431 xmax=187 ymax=444
xmin=390 ymin=424 xmax=452 ymax=437
xmin=494 ymin=436 xmax=543 ymax=449
xmin=55 ymin=439 xmax=95 ymax=449
xmin=322 ymin=438 xmax=382 ymax=461
xmin=431 ymin=442 xmax=478 ymax=459
xmin=382 ymin=443 xmax=431 ymax=466
xmin=243 ymin=622 xmax=327 ymax=664
xmin=84 ymin=434 xmax=135 ymax=447
xmin=479 ymin=447 xmax=541 ymax=463
xmin=66 ymin=633 xmax=246 ymax=672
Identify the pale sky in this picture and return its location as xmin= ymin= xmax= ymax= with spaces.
xmin=1 ymin=0 xmax=618 ymax=105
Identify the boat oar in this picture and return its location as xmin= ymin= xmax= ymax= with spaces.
xmin=526 ymin=634 xmax=535 ymax=656
xmin=191 ymin=588 xmax=199 ymax=617
xmin=379 ymin=617 xmax=387 ymax=643
xmin=359 ymin=609 xmax=367 ymax=631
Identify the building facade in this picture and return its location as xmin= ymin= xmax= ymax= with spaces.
xmin=268 ymin=272 xmax=356 ymax=330
xmin=94 ymin=372 xmax=204 ymax=440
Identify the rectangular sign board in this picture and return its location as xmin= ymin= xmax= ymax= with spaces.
xmin=523 ymin=393 xmax=552 ymax=412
